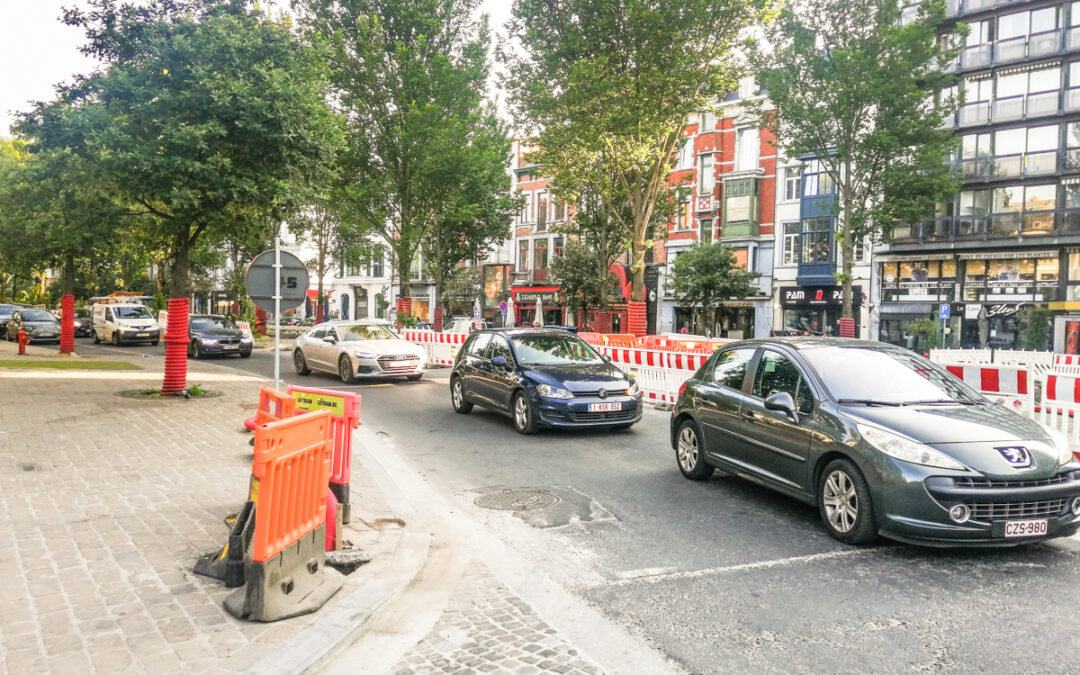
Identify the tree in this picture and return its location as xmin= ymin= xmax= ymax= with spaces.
xmin=19 ymin=0 xmax=342 ymax=300
xmin=441 ymin=264 xmax=485 ymax=314
xmin=753 ymin=0 xmax=962 ymax=320
xmin=1019 ymin=306 xmax=1052 ymax=352
xmin=503 ymin=0 xmax=772 ymax=303
xmin=289 ymin=193 xmax=372 ymax=321
xmin=295 ymin=0 xmax=510 ymax=305
xmin=548 ymin=240 xmax=620 ymax=326
xmin=667 ymin=243 xmax=758 ymax=336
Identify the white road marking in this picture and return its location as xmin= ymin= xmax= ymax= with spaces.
xmin=601 ymin=548 xmax=878 ymax=588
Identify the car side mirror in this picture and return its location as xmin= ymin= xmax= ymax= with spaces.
xmin=601 ymin=354 xmax=612 ymax=363
xmin=491 ymin=356 xmax=509 ymax=368
xmin=764 ymin=392 xmax=799 ymax=422
xmin=323 ymin=335 xmax=337 ymax=344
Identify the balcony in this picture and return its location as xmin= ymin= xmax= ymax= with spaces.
xmin=960 ymin=44 xmax=991 ymax=70
xmin=955 ymin=149 xmax=1066 ymax=182
xmin=888 ymin=211 xmax=1080 ymax=247
xmin=531 ymin=268 xmax=548 ymax=283
xmin=957 ymin=30 xmax=1069 ymax=74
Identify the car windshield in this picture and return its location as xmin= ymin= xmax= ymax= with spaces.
xmin=191 ymin=316 xmax=235 ymax=330
xmin=801 ymin=346 xmax=983 ymax=405
xmin=74 ymin=308 xmax=90 ymax=318
xmin=340 ymin=325 xmax=397 ymax=341
xmin=511 ymin=334 xmax=603 ymax=366
xmin=0 ymin=306 xmax=15 ymax=318
xmin=114 ymin=306 xmax=153 ymax=319
xmin=21 ymin=310 xmax=57 ymax=322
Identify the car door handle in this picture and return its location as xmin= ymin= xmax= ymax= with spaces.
xmin=741 ymin=410 xmax=756 ymax=420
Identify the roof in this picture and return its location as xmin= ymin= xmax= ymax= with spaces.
xmin=732 ymin=336 xmax=899 ymax=351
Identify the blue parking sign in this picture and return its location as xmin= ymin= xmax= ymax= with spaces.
xmin=939 ymin=304 xmax=950 ymax=320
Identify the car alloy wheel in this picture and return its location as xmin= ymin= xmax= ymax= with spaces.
xmin=339 ymin=355 xmax=354 ymax=383
xmin=513 ymin=392 xmax=536 ymax=434
xmin=451 ymin=377 xmax=472 ymax=414
xmin=676 ymin=420 xmax=714 ymax=480
xmin=817 ymin=458 xmax=877 ymax=545
xmin=192 ymin=342 xmax=202 ymax=359
xmin=294 ymin=349 xmax=311 ymax=375
xmin=112 ymin=332 xmax=120 ymax=346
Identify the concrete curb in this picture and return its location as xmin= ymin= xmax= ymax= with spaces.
xmin=244 ymin=428 xmax=431 ymax=675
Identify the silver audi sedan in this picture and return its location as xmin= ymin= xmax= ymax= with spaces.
xmin=293 ymin=319 xmax=427 ymax=383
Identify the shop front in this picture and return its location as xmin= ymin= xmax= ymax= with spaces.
xmin=510 ymin=287 xmax=564 ymax=326
xmin=673 ymin=300 xmax=759 ymax=339
xmin=778 ymin=285 xmax=862 ymax=337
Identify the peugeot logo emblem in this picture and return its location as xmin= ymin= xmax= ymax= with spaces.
xmin=598 ymin=388 xmax=608 ymax=399
xmin=995 ymin=446 xmax=1033 ymax=469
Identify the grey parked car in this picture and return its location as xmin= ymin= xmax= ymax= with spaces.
xmin=5 ymin=308 xmax=61 ymax=343
xmin=293 ymin=319 xmax=427 ymax=383
xmin=671 ymin=337 xmax=1080 ymax=547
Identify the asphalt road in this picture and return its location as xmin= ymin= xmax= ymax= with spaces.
xmin=78 ymin=337 xmax=1080 ymax=673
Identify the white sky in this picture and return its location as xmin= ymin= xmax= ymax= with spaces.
xmin=0 ymin=0 xmax=514 ymax=136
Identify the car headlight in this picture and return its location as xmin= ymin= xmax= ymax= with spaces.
xmin=626 ymin=380 xmax=640 ymax=396
xmin=241 ymin=336 xmax=253 ymax=344
xmin=201 ymin=338 xmax=217 ymax=344
xmin=857 ymin=423 xmax=967 ymax=471
xmin=1039 ymin=423 xmax=1075 ymax=466
xmin=537 ymin=383 xmax=573 ymax=399
xmin=353 ymin=351 xmax=377 ymax=359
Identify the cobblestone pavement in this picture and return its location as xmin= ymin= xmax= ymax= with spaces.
xmin=389 ymin=565 xmax=602 ymax=675
xmin=0 ymin=347 xmax=394 ymax=674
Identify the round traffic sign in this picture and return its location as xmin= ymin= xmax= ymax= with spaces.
xmin=499 ymin=301 xmax=508 ymax=312
xmin=245 ymin=250 xmax=310 ymax=312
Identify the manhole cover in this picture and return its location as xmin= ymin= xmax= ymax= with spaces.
xmin=474 ymin=490 xmax=560 ymax=511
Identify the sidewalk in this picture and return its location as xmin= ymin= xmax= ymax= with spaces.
xmin=0 ymin=340 xmax=674 ymax=674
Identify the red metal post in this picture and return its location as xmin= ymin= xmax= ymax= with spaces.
xmin=59 ymin=295 xmax=75 ymax=354
xmin=627 ymin=300 xmax=647 ymax=337
xmin=18 ymin=330 xmax=27 ymax=355
xmin=837 ymin=317 xmax=855 ymax=338
xmin=396 ymin=297 xmax=413 ymax=330
xmin=433 ymin=306 xmax=444 ymax=332
xmin=254 ymin=306 xmax=267 ymax=335
xmin=162 ymin=298 xmax=190 ymax=395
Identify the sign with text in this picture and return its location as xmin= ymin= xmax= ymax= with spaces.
xmin=780 ymin=286 xmax=863 ymax=307
xmin=514 ymin=290 xmax=560 ymax=304
xmin=291 ymin=390 xmax=345 ymax=416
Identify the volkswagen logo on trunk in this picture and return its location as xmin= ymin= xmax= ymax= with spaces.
xmin=995 ymin=446 xmax=1033 ymax=469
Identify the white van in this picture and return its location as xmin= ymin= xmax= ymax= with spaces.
xmin=92 ymin=303 xmax=161 ymax=346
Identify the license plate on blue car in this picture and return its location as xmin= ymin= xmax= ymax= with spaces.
xmin=588 ymin=402 xmax=622 ymax=413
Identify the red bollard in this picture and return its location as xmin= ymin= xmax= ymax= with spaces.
xmin=18 ymin=330 xmax=27 ymax=355
xmin=162 ymin=298 xmax=190 ymax=395
xmin=59 ymin=294 xmax=75 ymax=354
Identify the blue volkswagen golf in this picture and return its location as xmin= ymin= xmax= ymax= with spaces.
xmin=450 ymin=328 xmax=642 ymax=434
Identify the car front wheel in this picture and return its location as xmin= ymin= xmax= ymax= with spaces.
xmin=676 ymin=419 xmax=714 ymax=480
xmin=191 ymin=341 xmax=202 ymax=359
xmin=818 ymin=458 xmax=878 ymax=545
xmin=92 ymin=330 xmax=100 ymax=344
xmin=294 ymin=349 xmax=311 ymax=375
xmin=451 ymin=377 xmax=473 ymax=414
xmin=338 ymin=355 xmax=355 ymax=383
xmin=512 ymin=392 xmax=536 ymax=435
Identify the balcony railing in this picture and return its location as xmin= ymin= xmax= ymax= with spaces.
xmin=532 ymin=268 xmax=548 ymax=282
xmin=955 ymin=148 xmax=1069 ymax=181
xmin=950 ymin=0 xmax=1057 ymax=19
xmin=957 ymin=101 xmax=990 ymax=126
xmin=957 ymin=28 xmax=1074 ymax=74
xmin=888 ymin=210 xmax=1080 ymax=246
xmin=946 ymin=88 xmax=1065 ymax=129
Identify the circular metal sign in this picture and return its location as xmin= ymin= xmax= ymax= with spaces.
xmin=245 ymin=250 xmax=310 ymax=312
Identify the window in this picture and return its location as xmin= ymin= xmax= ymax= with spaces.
xmin=677 ymin=137 xmax=694 ymax=170
xmin=553 ymin=236 xmax=564 ymax=258
xmin=700 ymin=218 xmax=713 ymax=243
xmin=675 ymin=198 xmax=692 ymax=230
xmin=702 ymin=112 xmax=717 ymax=132
xmin=960 ymin=189 xmax=991 ymax=215
xmin=783 ymin=167 xmax=802 ymax=201
xmin=105 ymin=308 xmax=113 ymax=321
xmin=962 ymin=77 xmax=992 ymax=104
xmin=752 ymin=350 xmax=813 ymax=415
xmin=537 ymin=194 xmax=548 ymax=231
xmin=518 ymin=239 xmax=529 ymax=272
xmin=310 ymin=326 xmax=328 ymax=339
xmin=967 ymin=19 xmax=990 ymax=46
xmin=736 ymin=127 xmax=758 ymax=171
xmin=853 ymin=237 xmax=866 ymax=264
xmin=534 ymin=238 xmax=549 ymax=271
xmin=368 ymin=250 xmax=384 ymax=278
xmin=803 ymin=160 xmax=835 ymax=197
xmin=553 ymin=200 xmax=566 ymax=221
xmin=738 ymin=76 xmax=756 ymax=99
xmin=488 ymin=335 xmax=513 ymax=362
xmin=800 ymin=218 xmax=833 ymax=263
xmin=699 ymin=154 xmax=715 ymax=195
xmin=466 ymin=332 xmax=492 ymax=357
xmin=781 ymin=222 xmax=800 ymax=265
xmin=710 ymin=348 xmax=755 ymax=390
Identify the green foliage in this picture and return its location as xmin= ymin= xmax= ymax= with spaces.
xmin=906 ymin=318 xmax=940 ymax=350
xmin=19 ymin=0 xmax=343 ymax=298
xmin=667 ymin=243 xmax=759 ymax=317
xmin=442 ymin=265 xmax=486 ymax=310
xmin=503 ymin=0 xmax=773 ymax=301
xmin=1020 ymin=306 xmax=1052 ymax=351
xmin=753 ymin=0 xmax=963 ymax=318
xmin=549 ymin=240 xmax=620 ymax=316
xmin=295 ymin=0 xmax=510 ymax=298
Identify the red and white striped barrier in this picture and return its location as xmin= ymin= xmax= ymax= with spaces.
xmin=400 ymin=330 xmax=467 ymax=366
xmin=1037 ymin=372 xmax=1080 ymax=450
xmin=595 ymin=345 xmax=709 ymax=404
xmin=942 ymin=363 xmax=1033 ymax=414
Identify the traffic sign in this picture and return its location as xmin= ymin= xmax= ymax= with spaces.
xmin=939 ymin=304 xmax=950 ymax=320
xmin=473 ymin=304 xmax=482 ymax=321
xmin=245 ymin=250 xmax=310 ymax=312
xmin=498 ymin=301 xmax=508 ymax=313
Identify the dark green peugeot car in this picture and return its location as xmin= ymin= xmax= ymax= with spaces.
xmin=671 ymin=337 xmax=1080 ymax=547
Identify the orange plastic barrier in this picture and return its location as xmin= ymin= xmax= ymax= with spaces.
xmin=244 ymin=386 xmax=297 ymax=431
xmin=603 ymin=334 xmax=638 ymax=347
xmin=250 ymin=410 xmax=333 ymax=564
xmin=577 ymin=332 xmax=601 ymax=345
xmin=287 ymin=385 xmax=362 ymax=523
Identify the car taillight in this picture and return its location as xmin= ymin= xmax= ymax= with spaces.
xmin=678 ymin=381 xmax=688 ymax=399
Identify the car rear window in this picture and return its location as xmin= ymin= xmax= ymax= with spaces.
xmin=21 ymin=310 xmax=57 ymax=322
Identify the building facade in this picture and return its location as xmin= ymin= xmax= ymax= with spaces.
xmin=876 ymin=0 xmax=1080 ymax=352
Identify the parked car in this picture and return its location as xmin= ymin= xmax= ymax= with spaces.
xmin=443 ymin=318 xmax=489 ymax=333
xmin=5 ymin=308 xmax=61 ymax=343
xmin=91 ymin=302 xmax=160 ymax=345
xmin=187 ymin=314 xmax=253 ymax=359
xmin=0 ymin=304 xmax=24 ymax=335
xmin=670 ymin=337 xmax=1080 ymax=547
xmin=449 ymin=328 xmax=641 ymax=434
xmin=70 ymin=307 xmax=93 ymax=337
xmin=293 ymin=319 xmax=427 ymax=383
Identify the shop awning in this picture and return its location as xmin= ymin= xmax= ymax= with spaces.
xmin=876 ymin=253 xmax=955 ymax=262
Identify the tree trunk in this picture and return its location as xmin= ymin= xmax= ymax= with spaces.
xmin=62 ymin=253 xmax=75 ymax=296
xmin=630 ymin=239 xmax=646 ymax=303
xmin=170 ymin=231 xmax=191 ymax=299
xmin=840 ymin=177 xmax=854 ymax=322
xmin=397 ymin=251 xmax=411 ymax=301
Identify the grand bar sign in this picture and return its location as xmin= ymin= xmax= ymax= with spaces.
xmin=781 ymin=286 xmax=863 ymax=307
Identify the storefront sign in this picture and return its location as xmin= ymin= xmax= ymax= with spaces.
xmin=780 ymin=286 xmax=863 ymax=307
xmin=958 ymin=250 xmax=1056 ymax=260
xmin=515 ymin=290 xmax=560 ymax=304
xmin=721 ymin=301 xmax=754 ymax=308
xmin=984 ymin=302 xmax=1026 ymax=318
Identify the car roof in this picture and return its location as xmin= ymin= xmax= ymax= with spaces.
xmin=724 ymin=336 xmax=903 ymax=351
xmin=474 ymin=327 xmax=580 ymax=338
xmin=190 ymin=314 xmax=226 ymax=319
